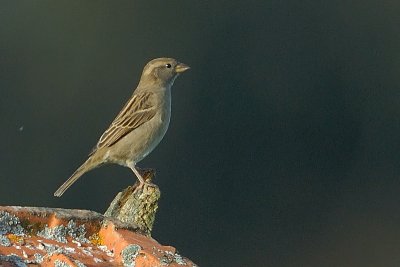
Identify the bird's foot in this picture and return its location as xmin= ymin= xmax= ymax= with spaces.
xmin=134 ymin=180 xmax=157 ymax=193
xmin=130 ymin=166 xmax=157 ymax=193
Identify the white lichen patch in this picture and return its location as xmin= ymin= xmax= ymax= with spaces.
xmin=81 ymin=247 xmax=93 ymax=256
xmin=98 ymin=245 xmax=114 ymax=257
xmin=74 ymin=259 xmax=87 ymax=267
xmin=64 ymin=246 xmax=76 ymax=254
xmin=37 ymin=242 xmax=45 ymax=250
xmin=173 ymin=253 xmax=187 ymax=265
xmin=54 ymin=259 xmax=72 ymax=267
xmin=40 ymin=242 xmax=59 ymax=254
xmin=37 ymin=220 xmax=89 ymax=244
xmin=0 ymin=234 xmax=11 ymax=246
xmin=24 ymin=244 xmax=35 ymax=250
xmin=121 ymin=244 xmax=141 ymax=267
xmin=0 ymin=211 xmax=26 ymax=236
xmin=66 ymin=220 xmax=89 ymax=243
xmin=72 ymin=239 xmax=82 ymax=247
xmin=39 ymin=242 xmax=75 ymax=257
xmin=160 ymin=250 xmax=189 ymax=266
xmin=37 ymin=225 xmax=68 ymax=243
xmin=94 ymin=257 xmax=103 ymax=263
xmin=34 ymin=253 xmax=44 ymax=263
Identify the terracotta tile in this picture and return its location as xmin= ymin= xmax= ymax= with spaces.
xmin=0 ymin=206 xmax=197 ymax=267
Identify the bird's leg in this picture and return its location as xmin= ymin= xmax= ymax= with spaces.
xmin=127 ymin=162 xmax=153 ymax=191
xmin=132 ymin=166 xmax=145 ymax=183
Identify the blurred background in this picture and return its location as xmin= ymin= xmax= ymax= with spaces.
xmin=1 ymin=1 xmax=400 ymax=266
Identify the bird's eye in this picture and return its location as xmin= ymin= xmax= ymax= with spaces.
xmin=165 ymin=63 xmax=172 ymax=68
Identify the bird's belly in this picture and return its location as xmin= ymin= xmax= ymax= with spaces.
xmin=107 ymin=112 xmax=170 ymax=165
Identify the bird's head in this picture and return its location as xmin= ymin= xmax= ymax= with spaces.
xmin=139 ymin=58 xmax=190 ymax=87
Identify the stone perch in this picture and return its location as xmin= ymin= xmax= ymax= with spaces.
xmin=105 ymin=168 xmax=160 ymax=236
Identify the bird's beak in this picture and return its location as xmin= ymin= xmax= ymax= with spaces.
xmin=175 ymin=62 xmax=190 ymax=73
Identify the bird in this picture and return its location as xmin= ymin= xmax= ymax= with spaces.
xmin=54 ymin=57 xmax=190 ymax=197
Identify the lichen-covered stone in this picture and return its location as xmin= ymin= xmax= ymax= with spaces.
xmin=105 ymin=169 xmax=160 ymax=235
xmin=0 ymin=211 xmax=25 ymax=236
xmin=121 ymin=244 xmax=141 ymax=267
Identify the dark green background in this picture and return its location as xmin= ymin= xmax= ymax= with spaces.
xmin=1 ymin=1 xmax=400 ymax=266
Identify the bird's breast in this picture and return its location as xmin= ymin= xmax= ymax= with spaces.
xmin=110 ymin=89 xmax=171 ymax=164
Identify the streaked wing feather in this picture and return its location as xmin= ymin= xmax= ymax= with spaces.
xmin=90 ymin=92 xmax=156 ymax=154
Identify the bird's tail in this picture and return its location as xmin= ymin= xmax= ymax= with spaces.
xmin=54 ymin=157 xmax=99 ymax=197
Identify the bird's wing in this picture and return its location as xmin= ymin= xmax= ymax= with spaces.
xmin=91 ymin=92 xmax=156 ymax=153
